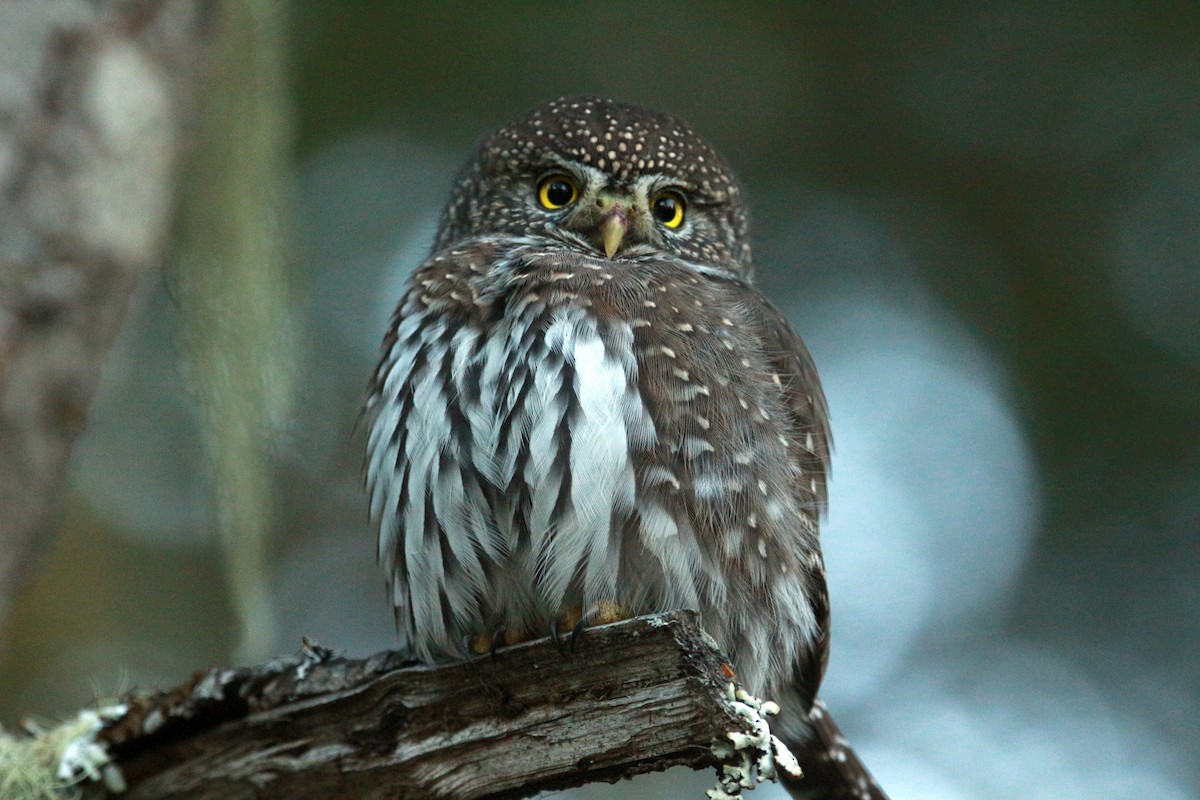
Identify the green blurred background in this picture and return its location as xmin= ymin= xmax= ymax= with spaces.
xmin=2 ymin=4 xmax=1197 ymax=798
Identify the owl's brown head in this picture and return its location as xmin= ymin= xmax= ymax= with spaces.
xmin=434 ymin=97 xmax=752 ymax=275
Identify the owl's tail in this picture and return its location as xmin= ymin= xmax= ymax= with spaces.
xmin=780 ymin=698 xmax=890 ymax=800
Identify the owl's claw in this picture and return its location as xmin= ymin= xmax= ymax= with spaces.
xmin=568 ymin=615 xmax=590 ymax=649
xmin=549 ymin=600 xmax=629 ymax=652
xmin=464 ymin=626 xmax=531 ymax=657
xmin=550 ymin=617 xmax=567 ymax=651
xmin=488 ymin=625 xmax=508 ymax=658
xmin=583 ymin=599 xmax=629 ymax=628
xmin=459 ymin=634 xmax=478 ymax=659
xmin=550 ymin=606 xmax=583 ymax=652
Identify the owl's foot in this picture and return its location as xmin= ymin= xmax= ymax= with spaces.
xmin=463 ymin=626 xmax=532 ymax=657
xmin=550 ymin=599 xmax=629 ymax=651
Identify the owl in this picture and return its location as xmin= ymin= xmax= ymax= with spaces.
xmin=365 ymin=97 xmax=886 ymax=799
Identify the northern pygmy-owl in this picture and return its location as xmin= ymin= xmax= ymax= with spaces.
xmin=365 ymin=97 xmax=888 ymax=799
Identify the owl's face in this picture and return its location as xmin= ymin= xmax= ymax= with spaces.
xmin=434 ymin=97 xmax=753 ymax=274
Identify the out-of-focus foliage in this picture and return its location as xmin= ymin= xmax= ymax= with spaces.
xmin=1 ymin=4 xmax=1196 ymax=799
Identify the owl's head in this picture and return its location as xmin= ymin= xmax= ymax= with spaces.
xmin=434 ymin=97 xmax=752 ymax=274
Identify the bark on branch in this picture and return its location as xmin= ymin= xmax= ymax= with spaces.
xmin=98 ymin=611 xmax=761 ymax=800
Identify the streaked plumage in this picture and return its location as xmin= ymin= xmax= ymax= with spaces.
xmin=365 ymin=97 xmax=887 ymax=799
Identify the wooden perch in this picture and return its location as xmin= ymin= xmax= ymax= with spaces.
xmin=97 ymin=611 xmax=773 ymax=799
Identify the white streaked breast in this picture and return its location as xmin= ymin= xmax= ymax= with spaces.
xmin=367 ymin=299 xmax=670 ymax=659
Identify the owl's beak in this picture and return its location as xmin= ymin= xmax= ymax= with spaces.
xmin=599 ymin=213 xmax=627 ymax=258
xmin=594 ymin=198 xmax=629 ymax=258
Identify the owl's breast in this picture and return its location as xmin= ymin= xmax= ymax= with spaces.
xmin=470 ymin=294 xmax=658 ymax=556
xmin=368 ymin=263 xmax=667 ymax=658
xmin=368 ymin=243 xmax=823 ymax=670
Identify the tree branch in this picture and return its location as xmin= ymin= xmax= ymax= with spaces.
xmin=97 ymin=611 xmax=766 ymax=799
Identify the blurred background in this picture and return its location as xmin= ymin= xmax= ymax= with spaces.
xmin=1 ymin=3 xmax=1197 ymax=799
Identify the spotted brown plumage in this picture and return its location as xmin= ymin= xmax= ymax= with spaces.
xmin=365 ymin=97 xmax=888 ymax=799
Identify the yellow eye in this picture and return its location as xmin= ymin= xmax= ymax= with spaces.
xmin=537 ymin=174 xmax=579 ymax=210
xmin=651 ymin=190 xmax=686 ymax=228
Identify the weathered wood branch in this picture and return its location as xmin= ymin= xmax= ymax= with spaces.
xmin=97 ymin=611 xmax=765 ymax=800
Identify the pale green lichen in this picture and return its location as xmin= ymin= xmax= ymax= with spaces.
xmin=707 ymin=684 xmax=801 ymax=800
xmin=0 ymin=706 xmax=127 ymax=800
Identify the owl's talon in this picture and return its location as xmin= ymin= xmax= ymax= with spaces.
xmin=461 ymin=633 xmax=484 ymax=659
xmin=464 ymin=626 xmax=531 ymax=657
xmin=488 ymin=625 xmax=507 ymax=658
xmin=578 ymin=599 xmax=629 ymax=631
xmin=551 ymin=599 xmax=630 ymax=650
xmin=550 ymin=605 xmax=584 ymax=653
xmin=550 ymin=617 xmax=566 ymax=651
xmin=569 ymin=616 xmax=589 ymax=650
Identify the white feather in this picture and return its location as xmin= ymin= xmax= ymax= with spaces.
xmin=370 ymin=285 xmax=716 ymax=658
xmin=563 ymin=315 xmax=635 ymax=603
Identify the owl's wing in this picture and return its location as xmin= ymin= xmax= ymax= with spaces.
xmin=749 ymin=297 xmax=832 ymax=511
xmin=746 ymin=303 xmax=893 ymax=799
xmin=739 ymin=294 xmax=834 ymax=708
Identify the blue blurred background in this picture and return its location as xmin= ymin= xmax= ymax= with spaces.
xmin=2 ymin=4 xmax=1197 ymax=798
